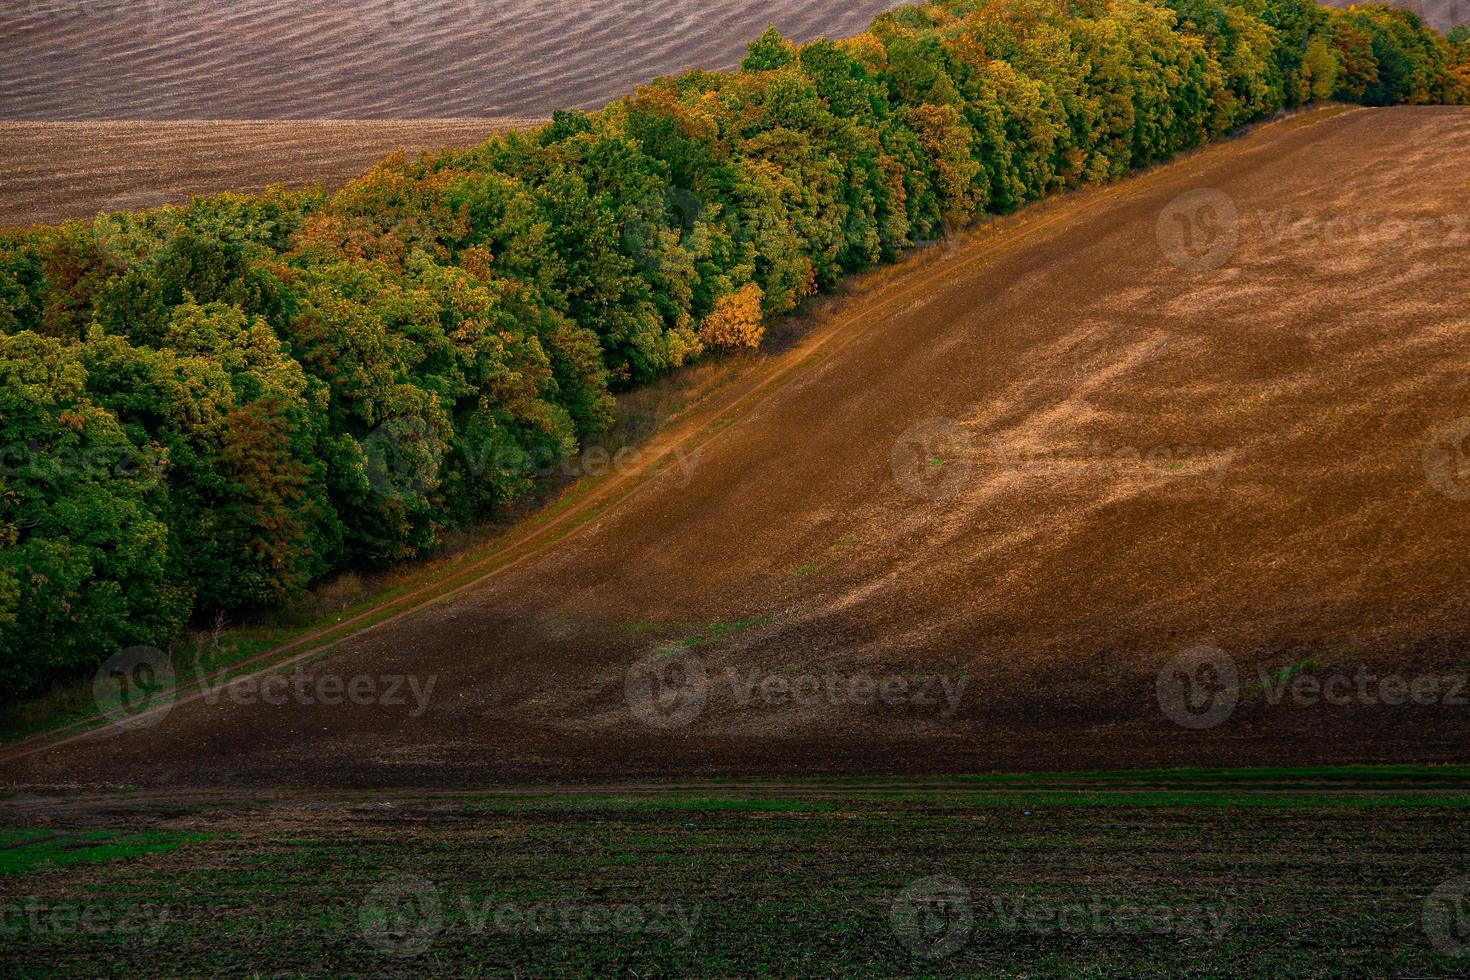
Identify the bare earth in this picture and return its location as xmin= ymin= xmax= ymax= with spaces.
xmin=0 ymin=0 xmax=1458 ymax=130
xmin=0 ymin=0 xmax=904 ymax=120
xmin=0 ymin=119 xmax=540 ymax=228
xmin=5 ymin=105 xmax=1470 ymax=790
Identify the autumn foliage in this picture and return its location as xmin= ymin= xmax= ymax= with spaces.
xmin=699 ymin=284 xmax=766 ymax=350
xmin=0 ymin=0 xmax=1465 ymax=695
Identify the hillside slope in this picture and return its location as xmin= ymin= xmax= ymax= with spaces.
xmin=5 ymin=106 xmax=1470 ymax=787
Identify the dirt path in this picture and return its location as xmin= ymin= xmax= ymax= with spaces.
xmin=6 ymin=105 xmax=1470 ymax=789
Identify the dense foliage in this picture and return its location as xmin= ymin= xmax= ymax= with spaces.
xmin=1 ymin=0 xmax=1465 ymax=696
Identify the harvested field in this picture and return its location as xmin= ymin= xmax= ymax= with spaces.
xmin=0 ymin=119 xmax=538 ymax=228
xmin=0 ymin=0 xmax=903 ymax=120
xmin=5 ymin=105 xmax=1470 ymax=790
xmin=5 ymin=1 xmax=1468 ymax=974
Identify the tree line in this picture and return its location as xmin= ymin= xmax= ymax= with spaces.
xmin=1 ymin=0 xmax=1466 ymax=696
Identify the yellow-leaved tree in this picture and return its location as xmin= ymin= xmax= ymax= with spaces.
xmin=698 ymin=283 xmax=765 ymax=350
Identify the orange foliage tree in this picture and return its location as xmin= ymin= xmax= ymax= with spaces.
xmin=698 ymin=283 xmax=765 ymax=350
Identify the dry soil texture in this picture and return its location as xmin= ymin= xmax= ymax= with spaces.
xmin=2 ymin=778 xmax=1468 ymax=975
xmin=5 ymin=106 xmax=1470 ymax=789
xmin=0 ymin=0 xmax=904 ymax=120
xmin=0 ymin=119 xmax=539 ymax=227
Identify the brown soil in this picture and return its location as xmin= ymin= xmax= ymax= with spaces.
xmin=0 ymin=0 xmax=904 ymax=120
xmin=5 ymin=105 xmax=1470 ymax=790
xmin=0 ymin=119 xmax=539 ymax=228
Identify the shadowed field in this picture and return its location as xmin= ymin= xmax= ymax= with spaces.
xmin=4 ymin=105 xmax=1470 ymax=789
xmin=0 ymin=119 xmax=540 ymax=227
xmin=1 ymin=771 xmax=1469 ymax=975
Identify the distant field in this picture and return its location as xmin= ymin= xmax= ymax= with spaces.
xmin=0 ymin=0 xmax=1459 ymax=128
xmin=2 ymin=771 xmax=1468 ymax=975
xmin=0 ymin=119 xmax=540 ymax=228
xmin=0 ymin=0 xmax=903 ymax=120
xmin=1319 ymin=0 xmax=1468 ymax=30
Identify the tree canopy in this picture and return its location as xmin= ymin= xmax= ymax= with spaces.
xmin=1 ymin=0 xmax=1464 ymax=697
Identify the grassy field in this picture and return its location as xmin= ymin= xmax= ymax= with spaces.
xmin=2 ymin=769 xmax=1469 ymax=976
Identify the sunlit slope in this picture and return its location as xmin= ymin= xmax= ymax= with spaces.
xmin=7 ymin=106 xmax=1470 ymax=788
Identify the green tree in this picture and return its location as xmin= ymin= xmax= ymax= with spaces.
xmin=0 ymin=332 xmax=187 ymax=692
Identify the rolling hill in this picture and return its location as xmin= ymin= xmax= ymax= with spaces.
xmin=6 ymin=105 xmax=1469 ymax=788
